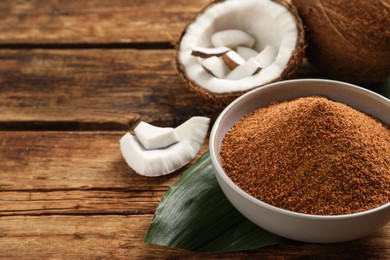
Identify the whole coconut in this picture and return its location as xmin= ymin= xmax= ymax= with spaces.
xmin=292 ymin=0 xmax=390 ymax=84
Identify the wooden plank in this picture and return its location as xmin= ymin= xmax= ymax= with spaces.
xmin=0 ymin=49 xmax=220 ymax=129
xmin=0 ymin=131 xmax=208 ymax=191
xmin=0 ymin=190 xmax=164 ymax=216
xmin=0 ymin=0 xmax=209 ymax=44
xmin=0 ymin=215 xmax=388 ymax=259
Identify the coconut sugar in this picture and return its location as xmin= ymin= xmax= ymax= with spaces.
xmin=220 ymin=96 xmax=390 ymax=215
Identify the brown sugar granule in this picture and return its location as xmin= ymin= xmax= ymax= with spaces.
xmin=220 ymin=96 xmax=390 ymax=215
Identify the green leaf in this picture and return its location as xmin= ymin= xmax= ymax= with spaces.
xmin=145 ymin=152 xmax=293 ymax=253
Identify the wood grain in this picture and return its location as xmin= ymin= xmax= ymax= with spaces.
xmin=0 ymin=215 xmax=388 ymax=259
xmin=0 ymin=49 xmax=221 ymax=129
xmin=0 ymin=131 xmax=208 ymax=191
xmin=0 ymin=0 xmax=210 ymax=44
xmin=0 ymin=190 xmax=164 ymax=216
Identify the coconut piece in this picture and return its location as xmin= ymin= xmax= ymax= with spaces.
xmin=177 ymin=0 xmax=305 ymax=105
xmin=200 ymin=56 xmax=230 ymax=78
xmin=174 ymin=116 xmax=210 ymax=155
xmin=255 ymin=45 xmax=277 ymax=67
xmin=292 ymin=0 xmax=390 ymax=83
xmin=119 ymin=117 xmax=210 ymax=177
xmin=221 ymin=50 xmax=246 ymax=70
xmin=225 ymin=58 xmax=262 ymax=80
xmin=191 ymin=46 xmax=231 ymax=58
xmin=237 ymin=46 xmax=259 ymax=60
xmin=211 ymin=29 xmax=256 ymax=49
xmin=133 ymin=121 xmax=179 ymax=150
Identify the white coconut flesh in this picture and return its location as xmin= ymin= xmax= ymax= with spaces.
xmin=255 ymin=44 xmax=277 ymax=67
xmin=119 ymin=117 xmax=210 ymax=177
xmin=192 ymin=46 xmax=230 ymax=58
xmin=200 ymin=56 xmax=230 ymax=78
xmin=211 ymin=29 xmax=256 ymax=48
xmin=179 ymin=0 xmax=299 ymax=94
xmin=134 ymin=121 xmax=179 ymax=150
xmin=225 ymin=57 xmax=262 ymax=80
xmin=237 ymin=46 xmax=259 ymax=60
xmin=222 ymin=50 xmax=246 ymax=70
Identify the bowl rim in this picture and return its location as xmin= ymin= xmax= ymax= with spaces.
xmin=210 ymin=78 xmax=390 ymax=220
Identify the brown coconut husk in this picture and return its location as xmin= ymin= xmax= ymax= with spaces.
xmin=292 ymin=0 xmax=390 ymax=84
xmin=176 ymin=0 xmax=306 ymax=107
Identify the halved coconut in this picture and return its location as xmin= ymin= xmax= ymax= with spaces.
xmin=177 ymin=0 xmax=305 ymax=105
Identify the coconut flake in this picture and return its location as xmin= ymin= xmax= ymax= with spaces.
xmin=237 ymin=46 xmax=259 ymax=60
xmin=255 ymin=45 xmax=277 ymax=67
xmin=211 ymin=29 xmax=256 ymax=49
xmin=200 ymin=56 xmax=230 ymax=78
xmin=191 ymin=46 xmax=231 ymax=58
xmin=134 ymin=121 xmax=179 ymax=150
xmin=225 ymin=58 xmax=262 ymax=80
xmin=221 ymin=50 xmax=246 ymax=70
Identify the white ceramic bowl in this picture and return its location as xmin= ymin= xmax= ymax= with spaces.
xmin=210 ymin=79 xmax=390 ymax=243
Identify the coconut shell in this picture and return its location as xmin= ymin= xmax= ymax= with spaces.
xmin=176 ymin=0 xmax=306 ymax=106
xmin=292 ymin=0 xmax=390 ymax=84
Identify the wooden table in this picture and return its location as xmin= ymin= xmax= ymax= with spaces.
xmin=0 ymin=0 xmax=389 ymax=258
